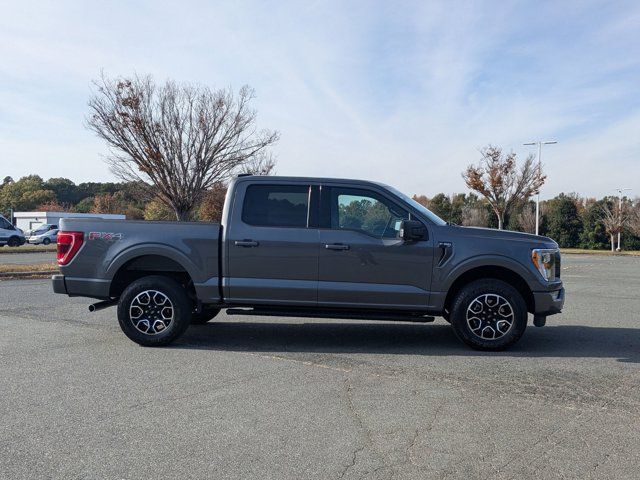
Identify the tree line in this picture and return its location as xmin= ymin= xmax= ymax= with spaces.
xmin=0 ymin=175 xmax=227 ymax=223
xmin=2 ymin=174 xmax=638 ymax=251
xmin=412 ymin=191 xmax=640 ymax=251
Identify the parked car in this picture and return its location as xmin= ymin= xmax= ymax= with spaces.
xmin=25 ymin=223 xmax=58 ymax=237
xmin=0 ymin=214 xmax=26 ymax=247
xmin=28 ymin=228 xmax=59 ymax=245
xmin=51 ymin=175 xmax=564 ymax=350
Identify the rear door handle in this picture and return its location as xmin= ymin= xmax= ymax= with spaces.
xmin=325 ymin=243 xmax=350 ymax=251
xmin=235 ymin=240 xmax=259 ymax=247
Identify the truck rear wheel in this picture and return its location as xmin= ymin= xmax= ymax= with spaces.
xmin=117 ymin=275 xmax=192 ymax=346
xmin=449 ymin=279 xmax=527 ymax=351
xmin=191 ymin=306 xmax=221 ymax=324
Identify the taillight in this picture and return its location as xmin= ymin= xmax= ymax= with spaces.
xmin=57 ymin=231 xmax=84 ymax=266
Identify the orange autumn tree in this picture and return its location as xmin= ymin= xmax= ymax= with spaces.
xmin=463 ymin=146 xmax=545 ymax=230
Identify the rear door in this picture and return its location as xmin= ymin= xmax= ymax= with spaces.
xmin=317 ymin=185 xmax=434 ymax=310
xmin=225 ymin=181 xmax=319 ymax=306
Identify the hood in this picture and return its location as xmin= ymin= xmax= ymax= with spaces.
xmin=444 ymin=225 xmax=558 ymax=247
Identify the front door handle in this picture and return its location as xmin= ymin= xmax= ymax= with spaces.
xmin=325 ymin=243 xmax=350 ymax=251
xmin=235 ymin=240 xmax=259 ymax=247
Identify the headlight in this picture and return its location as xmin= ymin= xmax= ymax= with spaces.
xmin=531 ymin=248 xmax=559 ymax=281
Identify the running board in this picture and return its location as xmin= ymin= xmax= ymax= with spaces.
xmin=225 ymin=308 xmax=435 ymax=323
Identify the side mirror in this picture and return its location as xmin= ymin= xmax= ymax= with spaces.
xmin=399 ymin=220 xmax=426 ymax=241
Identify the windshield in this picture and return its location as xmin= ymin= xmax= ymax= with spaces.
xmin=384 ymin=185 xmax=447 ymax=226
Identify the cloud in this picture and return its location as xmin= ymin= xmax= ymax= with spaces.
xmin=0 ymin=0 xmax=638 ymax=199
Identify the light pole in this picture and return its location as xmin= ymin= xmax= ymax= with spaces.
xmin=523 ymin=140 xmax=557 ymax=235
xmin=614 ymin=187 xmax=631 ymax=251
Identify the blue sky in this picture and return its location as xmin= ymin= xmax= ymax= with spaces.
xmin=0 ymin=0 xmax=638 ymax=198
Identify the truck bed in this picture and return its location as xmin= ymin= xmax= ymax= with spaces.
xmin=56 ymin=218 xmax=221 ymax=302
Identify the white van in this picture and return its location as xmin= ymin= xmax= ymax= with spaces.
xmin=0 ymin=214 xmax=26 ymax=247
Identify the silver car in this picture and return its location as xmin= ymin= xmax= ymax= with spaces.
xmin=28 ymin=227 xmax=59 ymax=245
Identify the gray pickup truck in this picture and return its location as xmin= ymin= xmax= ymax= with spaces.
xmin=52 ymin=175 xmax=564 ymax=350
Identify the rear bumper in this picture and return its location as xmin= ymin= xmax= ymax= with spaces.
xmin=533 ymin=287 xmax=565 ymax=316
xmin=52 ymin=274 xmax=67 ymax=294
xmin=51 ymin=274 xmax=111 ymax=300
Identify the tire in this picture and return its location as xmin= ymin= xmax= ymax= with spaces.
xmin=449 ymin=279 xmax=527 ymax=351
xmin=42 ymin=238 xmax=51 ymax=245
xmin=191 ymin=306 xmax=221 ymax=324
xmin=7 ymin=236 xmax=20 ymax=247
xmin=117 ymin=275 xmax=192 ymax=347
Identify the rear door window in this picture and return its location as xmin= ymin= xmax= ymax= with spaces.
xmin=242 ymin=184 xmax=310 ymax=228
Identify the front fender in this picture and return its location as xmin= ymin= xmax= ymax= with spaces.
xmin=436 ymin=254 xmax=539 ymax=294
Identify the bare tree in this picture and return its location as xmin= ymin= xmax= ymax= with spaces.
xmin=87 ymin=74 xmax=279 ymax=220
xmin=629 ymin=199 xmax=640 ymax=237
xmin=600 ymin=201 xmax=628 ymax=251
xmin=461 ymin=204 xmax=489 ymax=227
xmin=517 ymin=203 xmax=537 ymax=233
xmin=240 ymin=155 xmax=276 ymax=176
xmin=462 ymin=146 xmax=545 ymax=229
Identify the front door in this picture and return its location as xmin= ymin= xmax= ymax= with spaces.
xmin=225 ymin=182 xmax=319 ymax=306
xmin=317 ymin=185 xmax=434 ymax=310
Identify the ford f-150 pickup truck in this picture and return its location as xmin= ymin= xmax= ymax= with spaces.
xmin=52 ymin=175 xmax=564 ymax=350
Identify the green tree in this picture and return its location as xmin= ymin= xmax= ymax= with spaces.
xmin=542 ymin=194 xmax=582 ymax=247
xmin=75 ymin=197 xmax=95 ymax=213
xmin=0 ymin=175 xmax=57 ymax=213
xmin=428 ymin=194 xmax=452 ymax=222
xmin=44 ymin=178 xmax=80 ymax=204
xmin=579 ymin=199 xmax=609 ymax=249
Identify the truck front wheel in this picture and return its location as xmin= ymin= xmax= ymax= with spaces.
xmin=449 ymin=279 xmax=527 ymax=351
xmin=117 ymin=275 xmax=192 ymax=346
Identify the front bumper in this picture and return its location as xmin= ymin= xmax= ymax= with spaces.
xmin=533 ymin=287 xmax=565 ymax=316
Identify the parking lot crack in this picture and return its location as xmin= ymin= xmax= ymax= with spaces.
xmin=337 ymin=374 xmax=377 ymax=479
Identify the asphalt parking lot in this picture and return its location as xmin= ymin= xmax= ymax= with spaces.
xmin=1 ymin=254 xmax=639 ymax=479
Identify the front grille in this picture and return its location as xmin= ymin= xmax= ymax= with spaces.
xmin=555 ymin=251 xmax=561 ymax=279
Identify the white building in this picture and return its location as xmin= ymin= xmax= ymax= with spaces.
xmin=14 ymin=211 xmax=126 ymax=232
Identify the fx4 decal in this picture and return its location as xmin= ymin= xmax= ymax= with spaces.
xmin=88 ymin=232 xmax=124 ymax=241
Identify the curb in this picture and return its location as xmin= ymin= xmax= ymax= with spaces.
xmin=0 ymin=248 xmax=57 ymax=254
xmin=0 ymin=270 xmax=58 ymax=279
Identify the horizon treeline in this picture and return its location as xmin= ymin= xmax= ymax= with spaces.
xmin=412 ymin=191 xmax=640 ymax=251
xmin=1 ymin=175 xmax=639 ymax=250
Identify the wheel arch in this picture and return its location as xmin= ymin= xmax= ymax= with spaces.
xmin=108 ymin=252 xmax=196 ymax=299
xmin=444 ymin=265 xmax=535 ymax=314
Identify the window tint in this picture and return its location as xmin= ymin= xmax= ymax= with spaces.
xmin=242 ymin=184 xmax=310 ymax=227
xmin=0 ymin=217 xmax=10 ymax=229
xmin=332 ymin=188 xmax=409 ymax=238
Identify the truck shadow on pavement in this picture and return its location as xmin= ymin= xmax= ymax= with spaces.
xmin=179 ymin=321 xmax=640 ymax=363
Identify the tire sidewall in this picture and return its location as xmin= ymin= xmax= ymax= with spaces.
xmin=117 ymin=275 xmax=192 ymax=346
xmin=450 ymin=279 xmax=527 ymax=351
xmin=43 ymin=238 xmax=51 ymax=245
